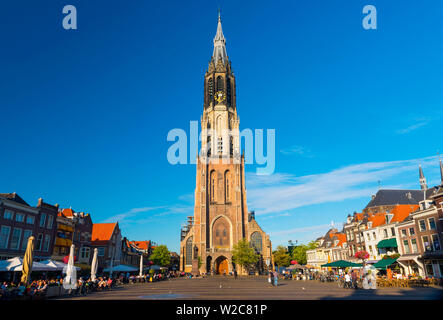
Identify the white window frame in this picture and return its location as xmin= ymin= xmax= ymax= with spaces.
xmin=15 ymin=213 xmax=25 ymax=223
xmin=3 ymin=210 xmax=13 ymax=220
xmin=431 ymin=234 xmax=440 ymax=251
xmin=47 ymin=215 xmax=54 ymax=229
xmin=43 ymin=234 xmax=51 ymax=252
xmin=21 ymin=230 xmax=32 ymax=250
xmin=428 ymin=218 xmax=436 ymax=231
xmin=97 ymin=247 xmax=105 ymax=256
xmin=80 ymin=247 xmax=90 ymax=259
xmin=403 ymin=240 xmax=410 ymax=254
xmin=36 ymin=233 xmax=43 ymax=251
xmin=419 ymin=219 xmax=426 ymax=231
xmin=39 ymin=214 xmax=46 ymax=228
xmin=26 ymin=215 xmax=35 ymax=225
xmin=411 ymin=238 xmax=418 ymax=253
xmin=9 ymin=228 xmax=22 ymax=250
xmin=0 ymin=226 xmax=11 ymax=249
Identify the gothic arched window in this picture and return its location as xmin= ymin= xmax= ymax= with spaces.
xmin=226 ymin=77 xmax=231 ymax=106
xmin=251 ymin=232 xmax=262 ymax=254
xmin=210 ymin=170 xmax=216 ymax=202
xmin=217 ymin=76 xmax=224 ymax=92
xmin=213 ymin=217 xmax=230 ymax=248
xmin=208 ymin=78 xmax=213 ymax=99
xmin=186 ymin=237 xmax=193 ymax=265
xmin=225 ymin=170 xmax=231 ymax=202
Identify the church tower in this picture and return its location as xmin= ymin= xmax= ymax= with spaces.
xmin=179 ymin=14 xmax=272 ymax=275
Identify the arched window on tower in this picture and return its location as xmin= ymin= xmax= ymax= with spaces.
xmin=251 ymin=232 xmax=263 ymax=254
xmin=217 ymin=76 xmax=224 ymax=92
xmin=210 ymin=170 xmax=216 ymax=202
xmin=186 ymin=237 xmax=193 ymax=265
xmin=225 ymin=170 xmax=231 ymax=203
xmin=207 ymin=135 xmax=212 ymax=157
xmin=229 ymin=136 xmax=233 ymax=156
xmin=226 ymin=77 xmax=231 ymax=106
xmin=208 ymin=78 xmax=213 ymax=100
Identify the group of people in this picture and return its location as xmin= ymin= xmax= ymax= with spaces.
xmin=0 ymin=280 xmax=49 ymax=300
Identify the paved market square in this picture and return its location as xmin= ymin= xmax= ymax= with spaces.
xmin=59 ymin=276 xmax=443 ymax=300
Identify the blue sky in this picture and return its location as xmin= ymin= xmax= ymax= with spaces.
xmin=1 ymin=1 xmax=442 ymax=252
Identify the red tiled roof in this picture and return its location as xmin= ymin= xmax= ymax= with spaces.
xmin=335 ymin=233 xmax=347 ymax=247
xmin=391 ymin=204 xmax=419 ymax=223
xmin=91 ymin=223 xmax=116 ymax=245
xmin=58 ymin=208 xmax=75 ymax=218
xmin=368 ymin=212 xmax=386 ymax=228
xmin=130 ymin=240 xmax=151 ymax=250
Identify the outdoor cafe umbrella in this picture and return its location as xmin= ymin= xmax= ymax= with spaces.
xmin=20 ymin=236 xmax=34 ymax=285
xmin=0 ymin=257 xmax=56 ymax=272
xmin=321 ymin=260 xmax=363 ymax=268
xmin=64 ymin=244 xmax=77 ymax=289
xmin=39 ymin=259 xmax=81 ymax=271
xmin=90 ymin=248 xmax=98 ymax=282
xmin=103 ymin=264 xmax=138 ymax=272
xmin=327 ymin=254 xmax=332 ymax=272
xmin=139 ymin=254 xmax=143 ymax=277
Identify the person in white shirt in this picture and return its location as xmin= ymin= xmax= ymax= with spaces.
xmin=344 ymin=273 xmax=351 ymax=288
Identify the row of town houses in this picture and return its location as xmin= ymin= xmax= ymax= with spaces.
xmin=0 ymin=193 xmax=178 ymax=272
xmin=307 ymin=162 xmax=443 ymax=278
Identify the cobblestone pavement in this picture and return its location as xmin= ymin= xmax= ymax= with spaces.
xmin=59 ymin=276 xmax=443 ymax=300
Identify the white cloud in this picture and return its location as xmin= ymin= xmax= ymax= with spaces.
xmin=247 ymin=155 xmax=439 ymax=216
xmin=103 ymin=203 xmax=193 ymax=225
xmin=270 ymin=222 xmax=344 ymax=237
xmin=103 ymin=206 xmax=164 ymax=223
xmin=396 ymin=116 xmax=432 ymax=135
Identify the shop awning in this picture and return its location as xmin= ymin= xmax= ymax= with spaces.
xmin=58 ymin=224 xmax=73 ymax=232
xmin=377 ymin=238 xmax=397 ymax=248
xmin=373 ymin=257 xmax=398 ymax=269
xmin=321 ymin=260 xmax=363 ymax=268
xmin=55 ymin=237 xmax=72 ymax=247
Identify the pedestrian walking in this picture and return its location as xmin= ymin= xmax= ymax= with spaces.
xmin=269 ymin=271 xmax=274 ymax=286
xmin=234 ymin=270 xmax=238 ymax=279
xmin=273 ymin=271 xmax=278 ymax=287
xmin=344 ymin=273 xmax=351 ymax=289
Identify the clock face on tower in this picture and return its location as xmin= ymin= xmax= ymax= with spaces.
xmin=215 ymin=91 xmax=226 ymax=104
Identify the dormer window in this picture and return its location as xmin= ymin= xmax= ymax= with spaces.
xmin=368 ymin=222 xmax=372 ymax=229
xmin=385 ymin=214 xmax=393 ymax=224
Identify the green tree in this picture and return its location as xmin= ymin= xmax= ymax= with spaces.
xmin=291 ymin=240 xmax=319 ymax=265
xmin=273 ymin=245 xmax=291 ymax=267
xmin=231 ymin=239 xmax=259 ymax=271
xmin=149 ymin=245 xmax=171 ymax=267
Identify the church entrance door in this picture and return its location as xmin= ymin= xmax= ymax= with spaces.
xmin=216 ymin=256 xmax=229 ymax=275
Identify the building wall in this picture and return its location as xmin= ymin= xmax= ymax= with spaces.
xmin=0 ymin=198 xmax=57 ymax=260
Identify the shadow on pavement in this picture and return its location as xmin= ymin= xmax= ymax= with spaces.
xmin=320 ymin=286 xmax=443 ymax=300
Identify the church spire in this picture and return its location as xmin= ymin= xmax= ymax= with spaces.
xmin=419 ymin=164 xmax=428 ymax=190
xmin=212 ymin=11 xmax=228 ymax=65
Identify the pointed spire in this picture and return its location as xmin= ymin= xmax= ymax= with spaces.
xmin=419 ymin=164 xmax=428 ymax=190
xmin=212 ymin=11 xmax=228 ymax=65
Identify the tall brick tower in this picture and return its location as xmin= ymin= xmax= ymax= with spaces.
xmin=179 ymin=14 xmax=272 ymax=275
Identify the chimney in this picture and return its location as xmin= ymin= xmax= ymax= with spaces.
xmin=38 ymin=198 xmax=43 ymax=206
